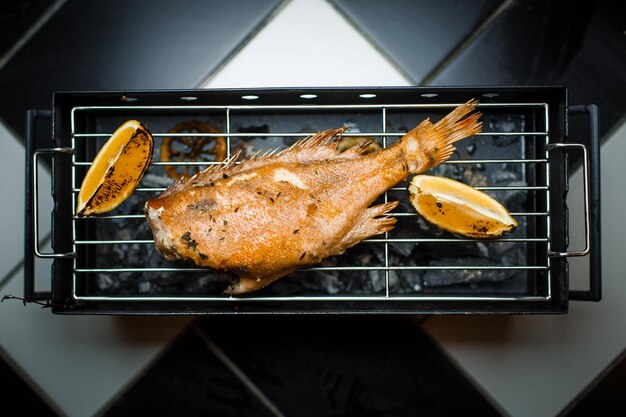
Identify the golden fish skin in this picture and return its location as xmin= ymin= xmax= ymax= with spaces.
xmin=144 ymin=100 xmax=482 ymax=294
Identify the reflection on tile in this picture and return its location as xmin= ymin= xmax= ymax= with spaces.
xmin=205 ymin=0 xmax=409 ymax=88
xmin=565 ymin=352 xmax=626 ymax=417
xmin=429 ymin=0 xmax=595 ymax=86
xmin=196 ymin=316 xmax=499 ymax=417
xmin=556 ymin=1 xmax=626 ymax=142
xmin=0 ymin=0 xmax=283 ymax=144
xmin=103 ymin=328 xmax=274 ymax=417
xmin=330 ymin=0 xmax=504 ymax=84
xmin=0 ymin=119 xmax=52 ymax=284
xmin=427 ymin=0 xmax=626 ymax=160
xmin=0 ymin=0 xmax=55 ymax=58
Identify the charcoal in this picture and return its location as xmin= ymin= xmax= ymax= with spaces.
xmin=424 ymin=258 xmax=515 ymax=287
xmin=84 ymin=111 xmax=536 ymax=298
xmin=305 ymin=271 xmax=343 ymax=294
xmin=488 ymin=114 xmax=526 ymax=147
xmin=97 ymin=274 xmax=114 ymax=290
xmin=427 ymin=155 xmax=464 ymax=181
xmin=501 ymin=180 xmax=528 ymax=207
xmin=491 ymin=169 xmax=519 ymax=184
xmin=237 ymin=124 xmax=270 ymax=134
xmin=137 ymin=281 xmax=152 ymax=294
xmin=390 ymin=270 xmax=423 ymax=293
xmin=142 ymin=173 xmax=173 ymax=188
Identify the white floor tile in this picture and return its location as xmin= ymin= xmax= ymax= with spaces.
xmin=0 ymin=120 xmax=52 ymax=284
xmin=0 ymin=267 xmax=193 ymax=417
xmin=203 ymin=0 xmax=410 ymax=88
xmin=0 ymin=117 xmax=192 ymax=417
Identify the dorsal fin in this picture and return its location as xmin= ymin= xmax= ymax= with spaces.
xmin=275 ymin=127 xmax=348 ymax=160
xmin=160 ymin=127 xmax=351 ymax=190
xmin=185 ymin=149 xmax=243 ymax=187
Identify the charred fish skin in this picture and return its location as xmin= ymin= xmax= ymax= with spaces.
xmin=144 ymin=100 xmax=482 ymax=294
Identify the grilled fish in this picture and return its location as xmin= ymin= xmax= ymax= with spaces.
xmin=145 ymin=100 xmax=482 ymax=294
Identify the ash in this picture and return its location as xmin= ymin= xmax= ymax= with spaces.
xmin=86 ymin=115 xmax=534 ymax=297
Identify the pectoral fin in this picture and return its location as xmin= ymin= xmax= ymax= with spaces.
xmin=338 ymin=201 xmax=399 ymax=250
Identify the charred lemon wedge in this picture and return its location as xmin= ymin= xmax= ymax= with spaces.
xmin=408 ymin=175 xmax=518 ymax=238
xmin=76 ymin=120 xmax=153 ymax=217
xmin=161 ymin=121 xmax=227 ymax=180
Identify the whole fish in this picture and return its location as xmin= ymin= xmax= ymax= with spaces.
xmin=145 ymin=100 xmax=482 ymax=294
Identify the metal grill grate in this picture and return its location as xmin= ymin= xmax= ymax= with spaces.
xmin=65 ymin=101 xmax=552 ymax=303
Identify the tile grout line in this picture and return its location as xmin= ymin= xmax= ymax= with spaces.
xmin=92 ymin=319 xmax=198 ymax=417
xmin=422 ymin=327 xmax=511 ymax=417
xmin=0 ymin=232 xmax=50 ymax=293
xmin=195 ymin=0 xmax=292 ymax=88
xmin=0 ymin=345 xmax=68 ymax=417
xmin=420 ymin=0 xmax=515 ymax=86
xmin=556 ymin=347 xmax=626 ymax=417
xmin=193 ymin=325 xmax=288 ymax=417
xmin=326 ymin=0 xmax=416 ymax=85
xmin=0 ymin=0 xmax=69 ymax=71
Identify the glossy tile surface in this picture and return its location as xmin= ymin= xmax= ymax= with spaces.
xmin=1 ymin=0 xmax=625 ymax=416
xmin=109 ymin=317 xmax=500 ymax=417
xmin=0 ymin=0 xmax=55 ymax=58
xmin=104 ymin=327 xmax=274 ymax=417
xmin=330 ymin=0 xmax=504 ymax=84
xmin=428 ymin=0 xmax=626 ymax=142
xmin=0 ymin=0 xmax=283 ymax=144
xmin=334 ymin=0 xmax=626 ymax=160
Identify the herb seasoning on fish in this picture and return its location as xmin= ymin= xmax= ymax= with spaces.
xmin=144 ymin=100 xmax=482 ymax=294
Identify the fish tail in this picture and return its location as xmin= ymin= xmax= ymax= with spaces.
xmin=401 ymin=99 xmax=482 ymax=173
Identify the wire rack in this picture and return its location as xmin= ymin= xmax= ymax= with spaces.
xmin=64 ymin=100 xmax=553 ymax=303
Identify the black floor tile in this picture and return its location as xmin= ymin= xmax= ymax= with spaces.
xmin=0 ymin=355 xmax=58 ymax=416
xmin=330 ymin=0 xmax=504 ymax=84
xmin=430 ymin=0 xmax=594 ymax=86
xmin=555 ymin=1 xmax=626 ymax=143
xmin=197 ymin=316 xmax=501 ymax=417
xmin=429 ymin=0 xmax=626 ymax=140
xmin=0 ymin=0 xmax=55 ymax=58
xmin=564 ymin=351 xmax=626 ymax=417
xmin=330 ymin=0 xmax=626 ymax=157
xmin=0 ymin=0 xmax=283 ymax=145
xmin=103 ymin=326 xmax=274 ymax=417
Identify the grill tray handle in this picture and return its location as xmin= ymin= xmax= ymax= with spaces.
xmin=548 ymin=104 xmax=600 ymax=301
xmin=24 ymin=109 xmax=73 ymax=301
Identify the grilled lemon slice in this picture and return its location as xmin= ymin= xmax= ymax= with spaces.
xmin=408 ymin=175 xmax=518 ymax=238
xmin=76 ymin=120 xmax=153 ymax=216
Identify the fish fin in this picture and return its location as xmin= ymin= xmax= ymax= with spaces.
xmin=223 ymin=273 xmax=284 ymax=295
xmin=276 ymin=127 xmax=348 ymax=161
xmin=339 ymin=201 xmax=399 ymax=249
xmin=402 ymin=99 xmax=482 ymax=173
xmin=154 ymin=128 xmax=349 ymax=198
xmin=157 ymin=175 xmax=190 ymax=198
xmin=168 ymin=149 xmax=243 ymax=188
xmin=189 ymin=128 xmax=348 ymax=187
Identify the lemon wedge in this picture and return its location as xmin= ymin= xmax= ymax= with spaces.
xmin=408 ymin=175 xmax=518 ymax=238
xmin=76 ymin=120 xmax=153 ymax=216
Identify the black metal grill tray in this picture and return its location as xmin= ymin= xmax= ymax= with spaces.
xmin=47 ymin=87 xmax=570 ymax=314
